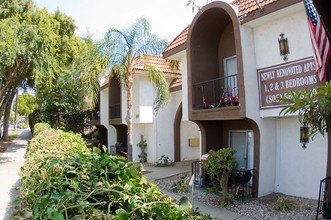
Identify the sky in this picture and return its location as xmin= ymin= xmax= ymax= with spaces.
xmin=32 ymin=0 xmax=230 ymax=42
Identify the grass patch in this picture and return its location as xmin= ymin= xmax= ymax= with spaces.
xmin=0 ymin=131 xmax=22 ymax=153
xmin=8 ymin=131 xmax=21 ymax=141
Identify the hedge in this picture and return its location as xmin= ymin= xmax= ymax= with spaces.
xmin=14 ymin=124 xmax=210 ymax=220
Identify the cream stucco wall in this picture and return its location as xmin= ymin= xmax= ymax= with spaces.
xmin=131 ymin=87 xmax=200 ymax=163
xmin=239 ymin=2 xmax=327 ymax=199
xmin=275 ymin=117 xmax=327 ymax=199
xmin=180 ymin=120 xmax=200 ymax=161
xmin=132 ymin=123 xmax=154 ymax=162
xmin=132 ymin=75 xmax=154 ymax=124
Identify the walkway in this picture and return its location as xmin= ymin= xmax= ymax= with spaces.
xmin=0 ymin=130 xmax=31 ymax=220
xmin=143 ymin=162 xmax=254 ymax=220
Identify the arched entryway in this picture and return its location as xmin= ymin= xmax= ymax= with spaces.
xmin=112 ymin=124 xmax=127 ymax=154
xmin=174 ymin=103 xmax=201 ymax=162
xmin=197 ymin=118 xmax=260 ymax=197
xmin=96 ymin=125 xmax=108 ymax=147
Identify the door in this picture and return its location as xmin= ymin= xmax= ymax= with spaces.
xmin=224 ymin=56 xmax=238 ymax=95
xmin=229 ymin=131 xmax=254 ymax=170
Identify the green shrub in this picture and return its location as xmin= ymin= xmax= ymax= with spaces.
xmin=171 ymin=175 xmax=190 ymax=193
xmin=155 ymin=155 xmax=175 ymax=167
xmin=33 ymin=122 xmax=51 ymax=136
xmin=202 ymin=148 xmax=236 ymax=206
xmin=16 ymin=128 xmax=208 ymax=219
xmin=273 ymin=197 xmax=294 ymax=212
xmin=21 ymin=123 xmax=29 ymax=129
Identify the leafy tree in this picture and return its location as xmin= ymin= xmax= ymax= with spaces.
xmin=202 ymin=148 xmax=236 ymax=206
xmin=16 ymin=92 xmax=38 ymax=118
xmin=1 ymin=0 xmax=106 ymax=138
xmin=32 ymin=36 xmax=108 ymax=132
xmin=0 ymin=0 xmax=82 ymax=139
xmin=73 ymin=37 xmax=109 ymax=110
xmin=101 ymin=17 xmax=170 ymax=161
xmin=280 ymin=81 xmax=331 ymax=138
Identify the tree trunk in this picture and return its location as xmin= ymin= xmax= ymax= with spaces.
xmin=0 ymin=87 xmax=12 ymax=121
xmin=126 ymin=70 xmax=133 ymax=161
xmin=2 ymin=89 xmax=16 ymax=141
xmin=14 ymin=88 xmax=18 ymax=131
xmin=220 ymin=171 xmax=229 ymax=196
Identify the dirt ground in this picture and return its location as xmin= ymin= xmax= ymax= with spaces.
xmin=0 ymin=140 xmax=12 ymax=153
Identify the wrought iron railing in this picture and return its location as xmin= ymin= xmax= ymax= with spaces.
xmin=109 ymin=103 xmax=121 ymax=119
xmin=316 ymin=176 xmax=331 ymax=219
xmin=191 ymin=161 xmax=254 ymax=202
xmin=192 ymin=74 xmax=239 ymax=110
xmin=228 ymin=169 xmax=255 ymax=202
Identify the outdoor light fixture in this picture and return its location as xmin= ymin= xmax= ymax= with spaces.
xmin=278 ymin=33 xmax=289 ymax=61
xmin=300 ymin=126 xmax=309 ymax=149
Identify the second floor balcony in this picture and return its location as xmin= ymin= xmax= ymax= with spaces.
xmin=192 ymin=74 xmax=239 ymax=110
xmin=109 ymin=103 xmax=121 ymax=119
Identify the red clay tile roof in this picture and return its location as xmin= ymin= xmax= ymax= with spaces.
xmin=163 ymin=25 xmax=190 ymax=54
xmin=231 ymin=0 xmax=278 ymax=17
xmin=164 ymin=0 xmax=280 ymax=55
xmin=101 ymin=75 xmax=109 ymax=89
xmin=133 ymin=55 xmax=181 ymax=76
xmin=99 ymin=56 xmax=181 ymax=88
xmin=169 ymin=77 xmax=182 ymax=92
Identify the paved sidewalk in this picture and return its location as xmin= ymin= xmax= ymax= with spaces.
xmin=0 ymin=130 xmax=31 ymax=220
xmin=143 ymin=162 xmax=254 ymax=220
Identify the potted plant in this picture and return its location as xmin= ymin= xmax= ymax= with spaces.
xmin=202 ymin=147 xmax=236 ymax=206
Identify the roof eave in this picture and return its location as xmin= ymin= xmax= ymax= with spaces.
xmin=163 ymin=42 xmax=187 ymax=60
xmin=239 ymin=0 xmax=302 ymax=25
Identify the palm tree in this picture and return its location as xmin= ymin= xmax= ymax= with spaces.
xmin=101 ymin=17 xmax=171 ymax=161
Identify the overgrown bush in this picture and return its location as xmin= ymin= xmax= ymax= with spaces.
xmin=32 ymin=122 xmax=51 ymax=136
xmin=16 ymin=128 xmax=208 ymax=219
xmin=29 ymin=110 xmax=86 ymax=135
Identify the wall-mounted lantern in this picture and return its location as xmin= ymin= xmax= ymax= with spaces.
xmin=278 ymin=33 xmax=290 ymax=61
xmin=300 ymin=126 xmax=309 ymax=149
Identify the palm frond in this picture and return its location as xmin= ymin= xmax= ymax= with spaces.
xmin=144 ymin=64 xmax=170 ymax=113
xmin=166 ymin=59 xmax=180 ymax=71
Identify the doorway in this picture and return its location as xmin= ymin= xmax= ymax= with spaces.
xmin=229 ymin=131 xmax=254 ymax=170
xmin=224 ymin=56 xmax=238 ymax=94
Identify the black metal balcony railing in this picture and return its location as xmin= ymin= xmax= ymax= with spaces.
xmin=109 ymin=103 xmax=121 ymax=119
xmin=192 ymin=74 xmax=239 ymax=110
